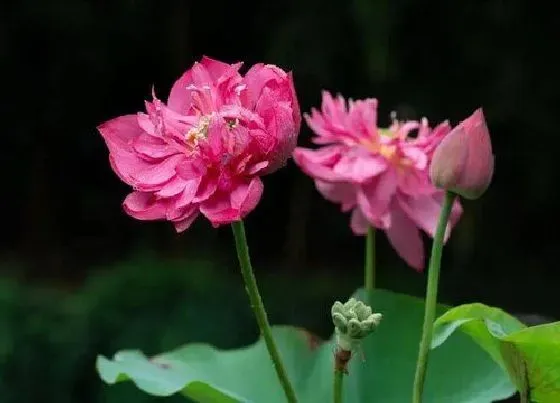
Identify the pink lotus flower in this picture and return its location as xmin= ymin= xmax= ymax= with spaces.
xmin=293 ymin=92 xmax=462 ymax=270
xmin=430 ymin=108 xmax=494 ymax=200
xmin=98 ymin=56 xmax=301 ymax=230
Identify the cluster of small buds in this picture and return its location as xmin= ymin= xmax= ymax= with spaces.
xmin=331 ymin=298 xmax=382 ymax=373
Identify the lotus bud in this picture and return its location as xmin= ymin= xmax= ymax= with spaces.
xmin=430 ymin=108 xmax=494 ymax=200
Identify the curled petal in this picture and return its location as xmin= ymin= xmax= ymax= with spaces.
xmin=176 ymin=177 xmax=202 ymax=207
xmin=397 ymin=192 xmax=462 ymax=242
xmin=287 ymin=72 xmax=302 ymax=133
xmin=200 ymin=56 xmax=243 ymax=83
xmin=199 ymin=177 xmax=264 ymax=226
xmin=304 ymin=110 xmax=342 ymax=143
xmin=304 ymin=91 xmax=367 ymax=146
xmin=199 ymin=195 xmax=238 ymax=227
xmin=176 ymin=159 xmax=207 ymax=180
xmin=243 ymin=63 xmax=289 ymax=109
xmin=99 ymin=115 xmax=183 ymax=190
xmin=332 ymin=150 xmax=387 ymax=183
xmin=256 ymin=88 xmax=298 ymax=173
xmin=315 ymin=180 xmax=357 ymax=212
xmin=133 ymin=133 xmax=178 ymax=161
xmin=193 ymin=175 xmax=218 ymax=203
xmin=385 ymin=202 xmax=425 ymax=271
xmin=401 ymin=146 xmax=428 ymax=170
xmin=414 ymin=120 xmax=451 ymax=154
xmin=350 ymin=207 xmax=369 ymax=235
xmin=292 ymin=146 xmax=345 ymax=182
xmin=248 ymin=127 xmax=278 ymax=157
xmin=98 ymin=115 xmax=140 ymax=152
xmin=356 ymin=170 xmax=398 ymax=225
xmin=397 ymin=169 xmax=435 ymax=196
xmin=173 ymin=205 xmax=200 ymax=232
xmin=321 ymin=91 xmax=347 ymax=129
xmin=167 ymin=62 xmax=212 ymax=113
xmin=156 ymin=176 xmax=187 ymax=197
xmin=246 ymin=160 xmax=269 ymax=176
xmin=346 ymin=98 xmax=378 ymax=141
xmin=128 ymin=154 xmax=184 ymax=191
xmin=123 ymin=192 xmax=167 ymax=221
xmin=231 ymin=176 xmax=264 ymax=218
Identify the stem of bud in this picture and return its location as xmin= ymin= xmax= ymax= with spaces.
xmin=333 ymin=367 xmax=344 ymax=403
xmin=412 ymin=191 xmax=456 ymax=403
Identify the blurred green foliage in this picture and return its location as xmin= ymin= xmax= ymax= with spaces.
xmin=0 ymin=255 xmax=361 ymax=403
xmin=97 ymin=290 xmax=516 ymax=403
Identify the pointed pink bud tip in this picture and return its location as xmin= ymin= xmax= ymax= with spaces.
xmin=429 ymin=108 xmax=494 ymax=200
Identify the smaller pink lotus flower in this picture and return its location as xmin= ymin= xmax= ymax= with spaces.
xmin=430 ymin=108 xmax=494 ymax=200
xmin=98 ymin=57 xmax=300 ymax=230
xmin=293 ymin=92 xmax=462 ymax=270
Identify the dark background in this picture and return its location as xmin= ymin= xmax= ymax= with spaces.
xmin=0 ymin=1 xmax=558 ymax=402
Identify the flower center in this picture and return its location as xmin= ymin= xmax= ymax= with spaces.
xmin=378 ymin=128 xmax=395 ymax=138
xmin=185 ymin=115 xmax=210 ymax=147
xmin=360 ymin=133 xmax=411 ymax=170
xmin=378 ymin=144 xmax=397 ymax=160
xmin=227 ymin=118 xmax=239 ymax=129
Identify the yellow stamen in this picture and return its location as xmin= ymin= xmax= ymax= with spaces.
xmin=360 ymin=131 xmax=411 ymax=173
xmin=227 ymin=118 xmax=239 ymax=129
xmin=378 ymin=144 xmax=397 ymax=160
xmin=185 ymin=115 xmax=210 ymax=147
xmin=378 ymin=128 xmax=395 ymax=138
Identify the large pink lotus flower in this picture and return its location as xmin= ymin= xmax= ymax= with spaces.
xmin=98 ymin=56 xmax=301 ymax=230
xmin=293 ymin=92 xmax=462 ymax=270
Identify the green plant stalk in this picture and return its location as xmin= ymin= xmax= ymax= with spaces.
xmin=364 ymin=227 xmax=376 ymax=291
xmin=333 ymin=369 xmax=344 ymax=403
xmin=412 ymin=191 xmax=456 ymax=403
xmin=231 ymin=220 xmax=298 ymax=403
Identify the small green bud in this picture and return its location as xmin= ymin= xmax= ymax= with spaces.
xmin=332 ymin=312 xmax=348 ymax=333
xmin=331 ymin=297 xmax=382 ymax=351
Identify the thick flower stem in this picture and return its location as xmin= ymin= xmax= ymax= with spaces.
xmin=412 ymin=191 xmax=456 ymax=403
xmin=364 ymin=227 xmax=376 ymax=291
xmin=333 ymin=368 xmax=344 ymax=403
xmin=231 ymin=220 xmax=298 ymax=403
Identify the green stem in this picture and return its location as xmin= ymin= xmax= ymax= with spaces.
xmin=364 ymin=227 xmax=376 ymax=291
xmin=412 ymin=191 xmax=456 ymax=403
xmin=334 ymin=369 xmax=344 ymax=403
xmin=231 ymin=220 xmax=298 ymax=403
